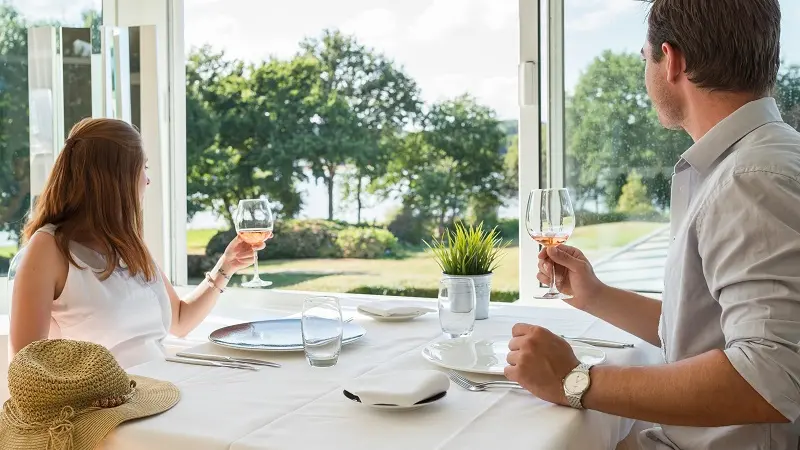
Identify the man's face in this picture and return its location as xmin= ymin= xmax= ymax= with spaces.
xmin=643 ymin=39 xmax=683 ymax=130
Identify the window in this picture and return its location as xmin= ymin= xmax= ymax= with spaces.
xmin=559 ymin=1 xmax=672 ymax=293
xmin=553 ymin=1 xmax=800 ymax=294
xmin=183 ymin=0 xmax=523 ymax=300
xmin=0 ymin=2 xmax=101 ymax=285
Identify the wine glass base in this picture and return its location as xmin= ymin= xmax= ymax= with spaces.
xmin=240 ymin=279 xmax=273 ymax=288
xmin=534 ymin=292 xmax=567 ymax=300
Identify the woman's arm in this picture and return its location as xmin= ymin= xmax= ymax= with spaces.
xmin=9 ymin=233 xmax=68 ymax=358
xmin=164 ymin=236 xmax=264 ymax=337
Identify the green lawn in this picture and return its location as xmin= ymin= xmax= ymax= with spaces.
xmin=0 ymin=245 xmax=16 ymax=259
xmin=187 ymin=228 xmax=221 ymax=255
xmin=189 ymin=221 xmax=666 ymax=294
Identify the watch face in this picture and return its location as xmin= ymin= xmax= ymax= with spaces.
xmin=565 ymin=371 xmax=590 ymax=394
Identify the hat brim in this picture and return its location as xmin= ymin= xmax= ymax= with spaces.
xmin=0 ymin=375 xmax=179 ymax=450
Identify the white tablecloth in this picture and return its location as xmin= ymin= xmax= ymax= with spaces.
xmin=102 ymin=298 xmax=662 ymax=450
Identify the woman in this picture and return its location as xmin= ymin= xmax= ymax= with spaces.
xmin=9 ymin=118 xmax=261 ymax=368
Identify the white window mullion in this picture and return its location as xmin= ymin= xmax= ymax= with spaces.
xmin=104 ymin=0 xmax=186 ymax=284
xmin=548 ymin=0 xmax=565 ymax=189
xmin=518 ymin=0 xmax=542 ymax=301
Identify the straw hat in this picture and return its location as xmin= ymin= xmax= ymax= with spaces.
xmin=0 ymin=339 xmax=180 ymax=450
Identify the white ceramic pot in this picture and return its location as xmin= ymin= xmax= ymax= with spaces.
xmin=443 ymin=273 xmax=493 ymax=320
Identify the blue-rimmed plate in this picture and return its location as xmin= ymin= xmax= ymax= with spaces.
xmin=209 ymin=318 xmax=366 ymax=352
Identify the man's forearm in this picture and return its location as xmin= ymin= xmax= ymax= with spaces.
xmin=584 ymin=286 xmax=662 ymax=346
xmin=582 ymin=349 xmax=787 ymax=426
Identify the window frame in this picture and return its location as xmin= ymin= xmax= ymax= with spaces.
xmin=114 ymin=0 xmax=544 ymax=298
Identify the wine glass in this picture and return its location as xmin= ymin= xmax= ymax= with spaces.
xmin=233 ymin=199 xmax=274 ymax=288
xmin=526 ymin=188 xmax=575 ymax=299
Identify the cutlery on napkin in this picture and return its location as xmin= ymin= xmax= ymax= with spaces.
xmin=357 ymin=301 xmax=436 ymax=318
xmin=343 ymin=370 xmax=449 ymax=407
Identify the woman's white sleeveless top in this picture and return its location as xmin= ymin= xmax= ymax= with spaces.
xmin=35 ymin=224 xmax=171 ymax=368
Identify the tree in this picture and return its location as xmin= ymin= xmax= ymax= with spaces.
xmin=381 ymin=95 xmax=505 ymax=235
xmin=0 ymin=5 xmax=30 ymax=242
xmin=616 ymin=170 xmax=654 ymax=214
xmin=566 ymin=51 xmax=692 ymax=211
xmin=298 ymin=29 xmax=421 ymax=221
xmin=184 ymin=47 xmax=309 ymax=226
xmin=776 ymin=63 xmax=800 ymax=131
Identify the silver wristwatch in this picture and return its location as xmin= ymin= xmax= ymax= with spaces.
xmin=563 ymin=363 xmax=593 ymax=409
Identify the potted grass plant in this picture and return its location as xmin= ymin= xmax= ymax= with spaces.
xmin=425 ymin=222 xmax=508 ymax=320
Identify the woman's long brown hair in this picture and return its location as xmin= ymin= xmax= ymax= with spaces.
xmin=23 ymin=118 xmax=156 ymax=281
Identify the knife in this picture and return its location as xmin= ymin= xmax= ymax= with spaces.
xmin=165 ymin=356 xmax=259 ymax=370
xmin=176 ymin=352 xmax=281 ymax=368
xmin=561 ymin=336 xmax=635 ymax=348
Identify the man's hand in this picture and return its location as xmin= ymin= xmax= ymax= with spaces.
xmin=538 ymin=245 xmax=606 ymax=311
xmin=504 ymin=324 xmax=580 ymax=405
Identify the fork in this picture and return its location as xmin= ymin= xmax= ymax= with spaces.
xmin=446 ymin=370 xmax=525 ymax=391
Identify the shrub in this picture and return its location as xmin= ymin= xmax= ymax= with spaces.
xmin=186 ymin=254 xmax=217 ymax=278
xmin=348 ymin=286 xmax=518 ymax=303
xmin=337 ymin=227 xmax=399 ymax=259
xmin=266 ymin=220 xmax=343 ymax=259
xmin=386 ymin=206 xmax=433 ymax=245
xmin=204 ymin=220 xmax=400 ymax=260
xmin=575 ymin=210 xmax=667 ymax=226
xmin=495 ymin=218 xmax=519 ymax=241
xmin=616 ymin=170 xmax=656 ymax=215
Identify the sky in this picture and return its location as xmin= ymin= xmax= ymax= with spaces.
xmin=8 ymin=0 xmax=800 ymax=224
xmin=13 ymin=0 xmax=800 ymax=122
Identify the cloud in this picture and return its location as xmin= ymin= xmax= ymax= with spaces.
xmin=12 ymin=0 xmax=99 ymax=24
xmin=480 ymin=0 xmax=518 ymax=31
xmin=341 ymin=8 xmax=398 ymax=41
xmin=565 ymin=0 xmax=640 ymax=32
xmin=408 ymin=0 xmax=475 ymax=42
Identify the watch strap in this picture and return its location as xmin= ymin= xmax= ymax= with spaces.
xmin=565 ymin=363 xmax=592 ymax=409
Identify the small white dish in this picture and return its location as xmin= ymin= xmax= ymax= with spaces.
xmin=343 ymin=390 xmax=447 ymax=410
xmin=357 ymin=306 xmax=427 ymax=322
xmin=421 ymin=336 xmax=606 ymax=375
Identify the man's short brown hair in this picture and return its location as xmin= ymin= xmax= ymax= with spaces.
xmin=644 ymin=0 xmax=781 ymax=95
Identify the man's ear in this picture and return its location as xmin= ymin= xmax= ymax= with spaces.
xmin=662 ymin=42 xmax=685 ymax=84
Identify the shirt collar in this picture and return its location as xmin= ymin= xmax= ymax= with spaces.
xmin=681 ymin=97 xmax=783 ymax=175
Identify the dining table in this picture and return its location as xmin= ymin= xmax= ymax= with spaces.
xmin=101 ymin=294 xmax=662 ymax=450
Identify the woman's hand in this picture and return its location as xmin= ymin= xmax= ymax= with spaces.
xmin=221 ymin=236 xmax=266 ymax=273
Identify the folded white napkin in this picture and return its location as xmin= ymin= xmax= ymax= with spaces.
xmin=343 ymin=370 xmax=450 ymax=407
xmin=357 ymin=301 xmax=436 ymax=317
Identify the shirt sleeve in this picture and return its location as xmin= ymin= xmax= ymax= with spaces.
xmin=697 ymin=169 xmax=800 ymax=423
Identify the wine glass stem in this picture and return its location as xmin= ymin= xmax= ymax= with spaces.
xmin=549 ymin=259 xmax=559 ymax=294
xmin=252 ymin=251 xmax=261 ymax=282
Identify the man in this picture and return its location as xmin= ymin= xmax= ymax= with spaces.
xmin=504 ymin=0 xmax=800 ymax=449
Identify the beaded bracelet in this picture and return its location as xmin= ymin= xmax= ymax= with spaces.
xmin=205 ymin=272 xmax=225 ymax=294
xmin=217 ymin=266 xmax=231 ymax=280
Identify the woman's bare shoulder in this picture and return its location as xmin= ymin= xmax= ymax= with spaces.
xmin=18 ymin=231 xmax=68 ymax=273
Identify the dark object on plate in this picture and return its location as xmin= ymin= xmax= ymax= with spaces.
xmin=342 ymin=390 xmax=447 ymax=407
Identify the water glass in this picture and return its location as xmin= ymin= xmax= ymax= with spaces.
xmin=438 ymin=278 xmax=477 ymax=338
xmin=301 ymin=296 xmax=343 ymax=367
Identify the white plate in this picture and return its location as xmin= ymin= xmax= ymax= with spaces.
xmin=343 ymin=390 xmax=447 ymax=410
xmin=357 ymin=306 xmax=427 ymax=322
xmin=421 ymin=336 xmax=606 ymax=375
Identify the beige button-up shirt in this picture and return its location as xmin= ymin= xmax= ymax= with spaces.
xmin=640 ymin=98 xmax=800 ymax=450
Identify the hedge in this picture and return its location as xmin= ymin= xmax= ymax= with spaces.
xmin=347 ymin=286 xmax=519 ymax=303
xmin=205 ymin=219 xmax=398 ymax=261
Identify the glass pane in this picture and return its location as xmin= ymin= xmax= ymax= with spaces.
xmin=185 ymin=0 xmax=520 ymax=300
xmin=563 ymin=2 xmax=678 ymax=293
xmin=0 ymin=2 xmax=101 ymax=281
xmin=563 ymin=2 xmax=800 ymax=294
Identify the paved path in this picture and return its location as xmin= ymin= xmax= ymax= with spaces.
xmin=592 ymin=226 xmax=670 ymax=293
